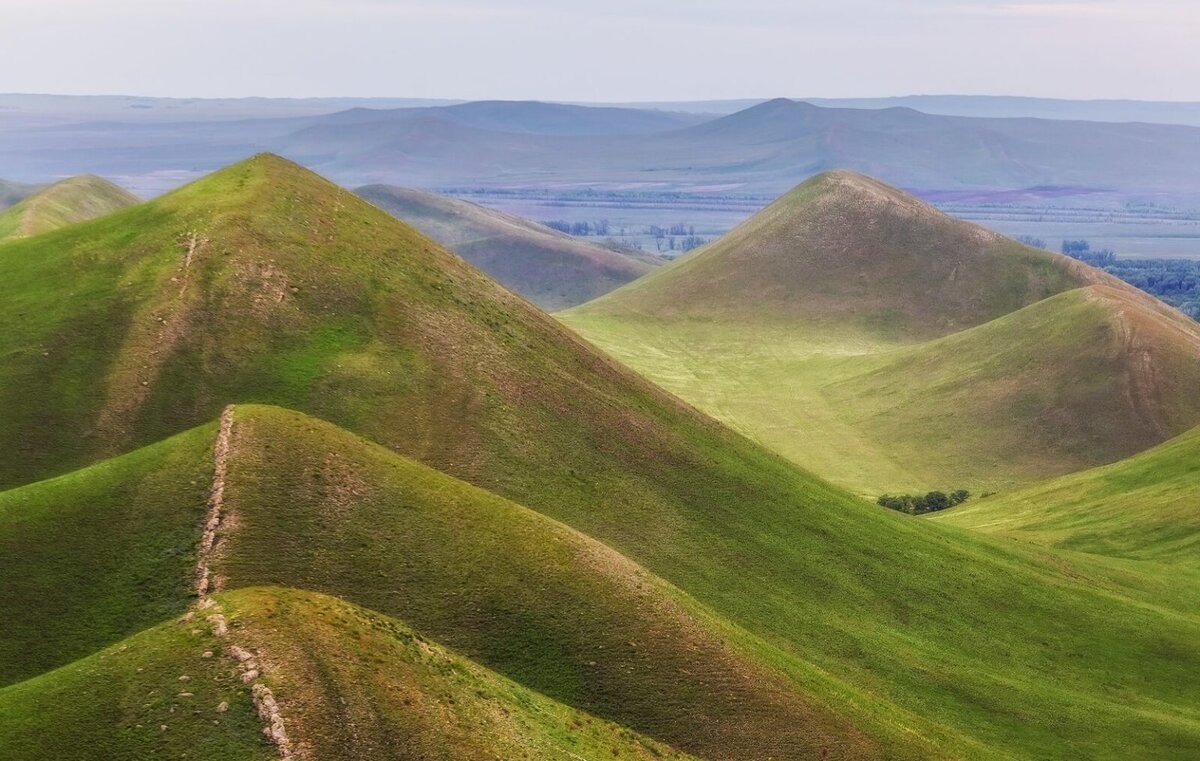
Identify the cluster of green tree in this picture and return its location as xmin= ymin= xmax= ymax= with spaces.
xmin=877 ymin=490 xmax=970 ymax=515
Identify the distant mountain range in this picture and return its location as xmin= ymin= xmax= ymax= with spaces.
xmin=6 ymin=97 xmax=1200 ymax=201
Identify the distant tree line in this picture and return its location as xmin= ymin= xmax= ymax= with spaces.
xmin=877 ymin=490 xmax=970 ymax=515
xmin=1101 ymin=258 xmax=1200 ymax=318
xmin=543 ymin=219 xmax=611 ymax=236
xmin=1058 ymin=239 xmax=1200 ymax=319
xmin=542 ymin=219 xmax=710 ymax=254
xmin=1061 ymin=239 xmax=1116 ymax=265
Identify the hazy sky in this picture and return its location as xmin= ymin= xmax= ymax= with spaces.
xmin=2 ymin=0 xmax=1198 ymax=101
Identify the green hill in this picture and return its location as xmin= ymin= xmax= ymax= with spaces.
xmin=562 ymin=172 xmax=1200 ymax=494
xmin=934 ymin=423 xmax=1200 ymax=564
xmin=4 ymin=156 xmax=1200 ymax=759
xmin=0 ymin=174 xmax=138 ymax=241
xmin=357 ymin=184 xmax=660 ymax=309
xmin=573 ymin=170 xmax=1112 ymax=341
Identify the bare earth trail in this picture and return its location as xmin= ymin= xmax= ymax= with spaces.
xmin=192 ymin=404 xmax=296 ymax=760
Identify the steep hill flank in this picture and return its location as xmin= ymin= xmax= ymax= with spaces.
xmin=574 ymin=170 xmax=1114 ymax=341
xmin=934 ymin=422 xmax=1200 ymax=563
xmin=357 ymin=184 xmax=659 ymax=309
xmin=0 ymin=174 xmax=138 ymax=241
xmin=0 ymin=153 xmax=728 ymax=494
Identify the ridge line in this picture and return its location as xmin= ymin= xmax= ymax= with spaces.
xmin=191 ymin=404 xmax=297 ymax=760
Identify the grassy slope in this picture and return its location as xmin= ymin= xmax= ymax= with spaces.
xmin=3 ymin=158 xmax=1199 ymax=757
xmin=217 ymin=405 xmax=898 ymax=760
xmin=567 ymin=284 xmax=1200 ymax=495
xmin=0 ymin=424 xmax=214 ymax=686
xmin=0 ymin=586 xmax=697 ymax=761
xmin=357 ymin=184 xmax=659 ymax=309
xmin=562 ymin=172 xmax=1200 ymax=493
xmin=0 ymin=174 xmax=138 ymax=241
xmin=934 ymin=423 xmax=1200 ymax=563
xmin=10 ymin=404 xmax=1200 ymax=759
xmin=225 ymin=587 xmax=698 ymax=761
xmin=0 ymin=604 xmax=271 ymax=761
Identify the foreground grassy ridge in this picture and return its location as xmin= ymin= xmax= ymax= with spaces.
xmin=226 ymin=587 xmax=698 ymax=761
xmin=219 ymin=406 xmax=895 ymax=760
xmin=935 ymin=424 xmax=1200 ymax=563
xmin=2 ymin=405 xmax=1199 ymax=758
xmin=0 ymin=174 xmax=138 ymax=241
xmin=219 ymin=406 xmax=1200 ymax=759
xmin=0 ymin=585 xmax=699 ymax=761
xmin=358 ymin=184 xmax=659 ymax=309
xmin=0 ymin=607 xmax=270 ymax=761
xmin=575 ymin=170 xmax=1110 ymax=341
xmin=0 ymin=424 xmax=214 ymax=686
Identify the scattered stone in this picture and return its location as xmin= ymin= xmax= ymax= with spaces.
xmin=207 ymin=614 xmax=228 ymax=637
xmin=216 ymin=701 xmax=229 ymax=713
xmin=228 ymin=645 xmax=253 ymax=662
xmin=201 ymin=650 xmax=214 ymax=659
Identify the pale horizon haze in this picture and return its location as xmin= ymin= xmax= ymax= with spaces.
xmin=1 ymin=0 xmax=1198 ymax=102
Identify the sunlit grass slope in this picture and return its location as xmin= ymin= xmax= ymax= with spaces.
xmin=358 ymin=184 xmax=659 ymax=309
xmin=0 ymin=174 xmax=138 ymax=241
xmin=935 ymin=423 xmax=1200 ymax=563
xmin=217 ymin=405 xmax=897 ymax=761
xmin=562 ymin=172 xmax=1200 ymax=494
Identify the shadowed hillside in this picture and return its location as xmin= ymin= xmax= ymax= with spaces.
xmin=0 ymin=174 xmax=138 ymax=241
xmin=357 ymin=184 xmax=660 ymax=309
